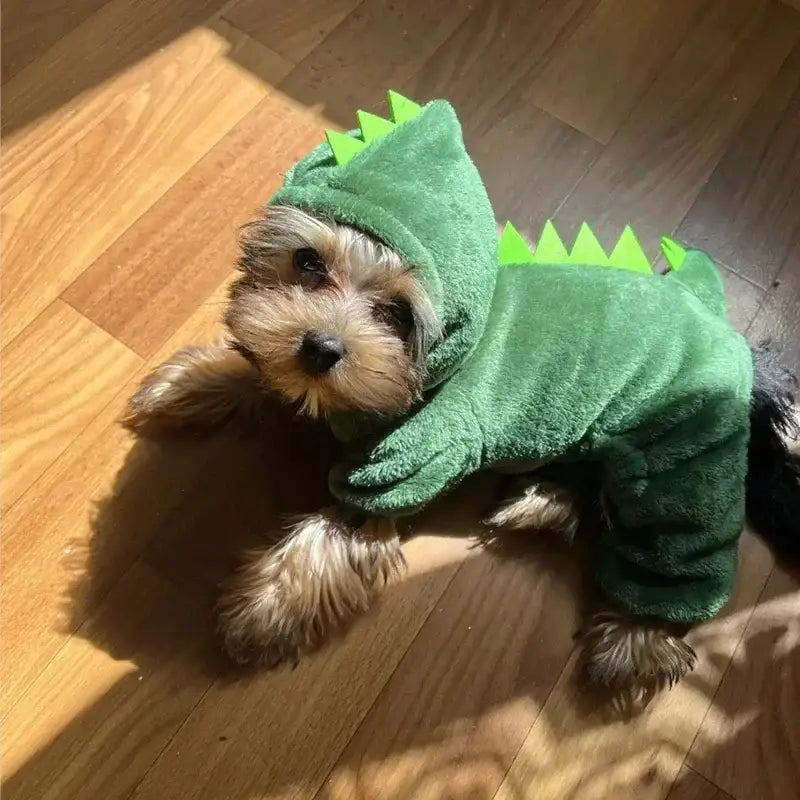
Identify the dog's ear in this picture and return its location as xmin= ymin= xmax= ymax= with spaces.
xmin=402 ymin=278 xmax=437 ymax=369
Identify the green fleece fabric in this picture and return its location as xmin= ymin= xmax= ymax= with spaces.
xmin=268 ymin=95 xmax=753 ymax=624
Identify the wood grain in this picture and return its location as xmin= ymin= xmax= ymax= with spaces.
xmin=677 ymin=43 xmax=800 ymax=287
xmin=493 ymin=531 xmax=773 ymax=800
xmin=321 ymin=540 xmax=580 ymax=800
xmin=130 ymin=703 xmax=273 ymax=800
xmin=223 ymin=0 xmax=361 ymax=64
xmin=1 ymin=561 xmax=213 ymax=800
xmin=747 ymin=236 xmax=800 ymax=373
xmin=687 ymin=566 xmax=800 ymax=800
xmin=555 ymin=0 xmax=800 ymax=257
xmin=1 ymin=16 xmax=285 ymax=203
xmin=0 ymin=394 xmax=135 ymax=717
xmin=666 ymin=767 xmax=735 ymax=800
xmin=1 ymin=21 xmax=288 ymax=350
xmin=405 ymin=0 xmax=589 ymax=136
xmin=1 ymin=0 xmax=110 ymax=84
xmin=470 ymin=101 xmax=601 ymax=232
xmin=63 ymin=92 xmax=326 ymax=358
xmin=128 ymin=490 xmax=487 ymax=800
xmin=719 ymin=267 xmax=765 ymax=334
xmin=0 ymin=301 xmax=141 ymax=514
xmin=527 ymin=0 xmax=705 ymax=144
xmin=0 ymin=0 xmax=229 ymax=138
xmin=0 ymin=279 xmax=231 ymax=718
xmin=276 ymin=0 xmax=475 ymax=127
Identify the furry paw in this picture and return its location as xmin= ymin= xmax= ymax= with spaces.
xmin=217 ymin=582 xmax=312 ymax=669
xmin=578 ymin=612 xmax=697 ymax=709
xmin=217 ymin=514 xmax=405 ymax=668
xmin=483 ymin=479 xmax=580 ymax=539
xmin=122 ymin=345 xmax=259 ymax=436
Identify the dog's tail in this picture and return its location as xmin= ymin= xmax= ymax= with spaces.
xmin=746 ymin=343 xmax=800 ymax=557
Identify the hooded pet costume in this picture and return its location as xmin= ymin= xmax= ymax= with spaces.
xmin=270 ymin=91 xmax=753 ymax=625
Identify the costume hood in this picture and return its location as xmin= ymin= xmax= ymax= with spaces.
xmin=270 ymin=91 xmax=498 ymax=389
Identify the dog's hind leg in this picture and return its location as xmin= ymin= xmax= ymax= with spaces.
xmin=484 ymin=476 xmax=581 ymax=539
xmin=123 ymin=343 xmax=267 ymax=436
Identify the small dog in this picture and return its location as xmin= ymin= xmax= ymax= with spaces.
xmin=125 ymin=204 xmax=799 ymax=704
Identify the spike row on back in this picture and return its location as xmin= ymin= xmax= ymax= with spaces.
xmin=324 ymin=90 xmax=688 ymax=274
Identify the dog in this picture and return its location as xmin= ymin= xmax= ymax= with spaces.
xmin=124 ymin=204 xmax=800 ymax=705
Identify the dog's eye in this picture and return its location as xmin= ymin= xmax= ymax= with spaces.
xmin=378 ymin=299 xmax=414 ymax=339
xmin=293 ymin=247 xmax=326 ymax=275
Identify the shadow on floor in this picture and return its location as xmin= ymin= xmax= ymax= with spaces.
xmin=4 ymin=396 xmax=799 ymax=799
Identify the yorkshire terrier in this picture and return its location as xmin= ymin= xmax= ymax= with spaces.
xmin=124 ymin=204 xmax=798 ymax=705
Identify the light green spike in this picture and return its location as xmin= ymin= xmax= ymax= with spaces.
xmin=531 ymin=220 xmax=569 ymax=263
xmin=498 ymin=221 xmax=534 ymax=265
xmin=661 ymin=235 xmax=688 ymax=271
xmin=356 ymin=110 xmax=395 ymax=143
xmin=325 ymin=129 xmax=367 ymax=165
xmin=568 ymin=223 xmax=609 ymax=265
xmin=609 ymin=225 xmax=652 ymax=274
xmin=387 ymin=89 xmax=422 ymax=124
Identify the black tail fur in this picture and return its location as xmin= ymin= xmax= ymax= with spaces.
xmin=746 ymin=342 xmax=800 ymax=557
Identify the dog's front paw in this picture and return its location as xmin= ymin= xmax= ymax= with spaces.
xmin=215 ymin=536 xmax=344 ymax=670
xmin=122 ymin=354 xmax=198 ymax=435
xmin=217 ymin=515 xmax=404 ymax=669
xmin=217 ymin=585 xmax=312 ymax=669
xmin=122 ymin=345 xmax=255 ymax=436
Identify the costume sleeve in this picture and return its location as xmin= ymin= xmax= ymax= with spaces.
xmin=595 ymin=390 xmax=750 ymax=623
xmin=329 ymin=388 xmax=484 ymax=516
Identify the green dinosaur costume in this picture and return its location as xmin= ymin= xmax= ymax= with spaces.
xmin=270 ymin=92 xmax=753 ymax=624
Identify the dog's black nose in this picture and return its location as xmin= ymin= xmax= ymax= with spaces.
xmin=298 ymin=331 xmax=344 ymax=373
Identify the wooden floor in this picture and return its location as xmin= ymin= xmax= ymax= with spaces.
xmin=2 ymin=1 xmax=800 ymax=798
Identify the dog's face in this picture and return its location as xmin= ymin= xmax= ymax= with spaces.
xmin=225 ymin=205 xmax=437 ymax=417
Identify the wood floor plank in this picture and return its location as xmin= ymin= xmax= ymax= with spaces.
xmin=666 ymin=767 xmax=735 ymax=800
xmin=320 ymin=539 xmax=580 ymax=800
xmin=62 ymin=93 xmax=325 ymax=358
xmin=527 ymin=0 xmax=705 ymax=144
xmin=0 ymin=278 xmax=232 ymax=719
xmin=677 ymin=43 xmax=800 ymax=288
xmin=128 ymin=489 xmax=488 ymax=800
xmin=223 ymin=0 xmax=361 ymax=64
xmin=0 ymin=301 xmax=141 ymax=514
xmin=719 ymin=267 xmax=765 ymax=335
xmin=276 ymin=0 xmax=475 ymax=128
xmin=493 ymin=530 xmax=773 ymax=800
xmin=1 ymin=561 xmax=213 ymax=800
xmin=470 ymin=102 xmax=601 ymax=232
xmin=0 ymin=0 xmax=230 ymax=138
xmin=747 ymin=235 xmax=800 ymax=372
xmin=130 ymin=703 xmax=273 ymax=800
xmin=405 ymin=0 xmax=589 ymax=136
xmin=1 ymin=0 xmax=111 ymax=85
xmin=1 ymin=13 xmax=279 ymax=201
xmin=554 ymin=0 xmax=800 ymax=257
xmin=686 ymin=566 xmax=800 ymax=800
xmin=1 ymin=21 xmax=289 ymax=350
xmin=4 ymin=1 xmax=800 ymax=797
